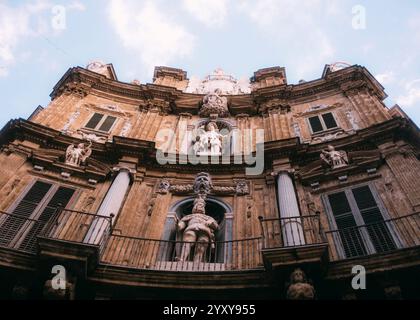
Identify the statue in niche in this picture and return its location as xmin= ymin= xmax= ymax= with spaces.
xmin=65 ymin=141 xmax=92 ymax=166
xmin=199 ymin=88 xmax=229 ymax=117
xmin=320 ymin=145 xmax=349 ymax=169
xmin=193 ymin=122 xmax=223 ymax=156
xmin=286 ymin=268 xmax=316 ymax=300
xmin=176 ymin=194 xmax=219 ymax=263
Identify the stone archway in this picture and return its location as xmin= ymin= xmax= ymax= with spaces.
xmin=160 ymin=196 xmax=233 ymax=263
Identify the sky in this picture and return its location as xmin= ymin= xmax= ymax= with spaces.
xmin=0 ymin=0 xmax=419 ymax=127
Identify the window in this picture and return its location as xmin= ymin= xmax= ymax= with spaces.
xmin=84 ymin=112 xmax=117 ymax=132
xmin=324 ymin=184 xmax=398 ymax=259
xmin=0 ymin=180 xmax=76 ymax=252
xmin=308 ymin=112 xmax=338 ymax=133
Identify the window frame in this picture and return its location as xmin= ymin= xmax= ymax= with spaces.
xmin=307 ymin=111 xmax=339 ymax=135
xmin=83 ymin=112 xmax=118 ymax=133
xmin=3 ymin=178 xmax=79 ymax=249
xmin=322 ymin=182 xmax=403 ymax=259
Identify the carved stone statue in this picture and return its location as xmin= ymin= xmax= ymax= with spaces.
xmin=286 ymin=268 xmax=315 ymax=300
xmin=193 ymin=172 xmax=213 ymax=195
xmin=199 ymin=89 xmax=229 ymax=117
xmin=65 ymin=141 xmax=92 ymax=166
xmin=320 ymin=145 xmax=348 ymax=169
xmin=193 ymin=122 xmax=223 ymax=156
xmin=176 ymin=194 xmax=219 ymax=263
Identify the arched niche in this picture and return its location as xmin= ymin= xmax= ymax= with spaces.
xmin=193 ymin=119 xmax=237 ymax=156
xmin=160 ymin=196 xmax=233 ymax=263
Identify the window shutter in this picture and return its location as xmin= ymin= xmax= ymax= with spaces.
xmin=85 ymin=113 xmax=104 ymax=129
xmin=98 ymin=115 xmax=117 ymax=132
xmin=308 ymin=116 xmax=323 ymax=133
xmin=352 ymin=186 xmax=396 ymax=253
xmin=0 ymin=181 xmax=52 ymax=247
xmin=322 ymin=113 xmax=338 ymax=129
xmin=18 ymin=186 xmax=75 ymax=252
xmin=328 ymin=192 xmax=367 ymax=257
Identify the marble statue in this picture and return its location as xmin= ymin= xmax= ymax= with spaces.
xmin=177 ymin=195 xmax=219 ymax=263
xmin=286 ymin=268 xmax=315 ymax=300
xmin=193 ymin=122 xmax=223 ymax=156
xmin=65 ymin=141 xmax=92 ymax=166
xmin=199 ymin=89 xmax=229 ymax=117
xmin=320 ymin=145 xmax=348 ymax=169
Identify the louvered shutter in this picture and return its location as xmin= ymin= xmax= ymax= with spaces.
xmin=308 ymin=116 xmax=323 ymax=133
xmin=98 ymin=115 xmax=117 ymax=132
xmin=18 ymin=186 xmax=75 ymax=252
xmin=328 ymin=191 xmax=367 ymax=257
xmin=85 ymin=113 xmax=104 ymax=129
xmin=0 ymin=181 xmax=52 ymax=247
xmin=352 ymin=186 xmax=396 ymax=253
xmin=322 ymin=113 xmax=338 ymax=129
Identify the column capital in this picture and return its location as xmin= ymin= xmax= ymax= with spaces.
xmin=271 ymin=169 xmax=295 ymax=177
xmin=113 ymin=166 xmax=136 ymax=174
xmin=179 ymin=112 xmax=193 ymax=118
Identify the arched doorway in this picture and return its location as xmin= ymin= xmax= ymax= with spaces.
xmin=159 ymin=196 xmax=233 ymax=263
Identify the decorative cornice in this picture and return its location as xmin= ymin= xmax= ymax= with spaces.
xmin=49 ymin=65 xmax=387 ymax=116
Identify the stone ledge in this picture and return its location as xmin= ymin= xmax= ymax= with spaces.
xmin=89 ymin=264 xmax=269 ymax=290
xmin=261 ymin=243 xmax=329 ymax=270
xmin=326 ymin=245 xmax=420 ymax=280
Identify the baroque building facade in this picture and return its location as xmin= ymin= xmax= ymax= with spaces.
xmin=0 ymin=62 xmax=419 ymax=299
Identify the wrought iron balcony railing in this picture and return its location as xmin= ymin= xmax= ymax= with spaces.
xmin=40 ymin=208 xmax=113 ymax=254
xmin=325 ymin=211 xmax=420 ymax=261
xmin=101 ymin=235 xmax=263 ymax=272
xmin=0 ymin=210 xmax=47 ymax=254
xmin=258 ymin=215 xmax=326 ymax=249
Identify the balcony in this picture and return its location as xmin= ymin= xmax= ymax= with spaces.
xmin=101 ymin=235 xmax=263 ymax=272
xmin=258 ymin=215 xmax=329 ymax=269
xmin=0 ymin=211 xmax=46 ymax=255
xmin=325 ymin=212 xmax=420 ymax=277
xmin=2 ymin=206 xmax=419 ymax=279
xmin=37 ymin=209 xmax=112 ymax=276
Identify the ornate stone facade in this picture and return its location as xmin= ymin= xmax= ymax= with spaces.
xmin=0 ymin=62 xmax=419 ymax=300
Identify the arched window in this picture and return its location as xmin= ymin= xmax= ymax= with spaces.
xmin=159 ymin=196 xmax=233 ymax=263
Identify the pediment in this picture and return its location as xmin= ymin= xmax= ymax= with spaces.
xmin=31 ymin=148 xmax=112 ymax=181
xmin=298 ymin=149 xmax=381 ymax=182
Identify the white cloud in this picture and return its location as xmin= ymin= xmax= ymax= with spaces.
xmin=107 ymin=0 xmax=195 ymax=74
xmin=182 ymin=0 xmax=228 ymax=28
xmin=0 ymin=0 xmax=84 ymax=77
xmin=375 ymin=71 xmax=395 ymax=85
xmin=237 ymin=0 xmax=338 ymax=79
xmin=0 ymin=1 xmax=47 ymax=76
xmin=397 ymin=79 xmax=420 ymax=108
xmin=408 ymin=13 xmax=420 ymax=45
xmin=67 ymin=1 xmax=86 ymax=11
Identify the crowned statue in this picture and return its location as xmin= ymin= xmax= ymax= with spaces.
xmin=176 ymin=194 xmax=219 ymax=263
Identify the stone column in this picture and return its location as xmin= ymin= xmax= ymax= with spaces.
xmin=276 ymin=171 xmax=305 ymax=246
xmin=84 ymin=168 xmax=131 ymax=245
